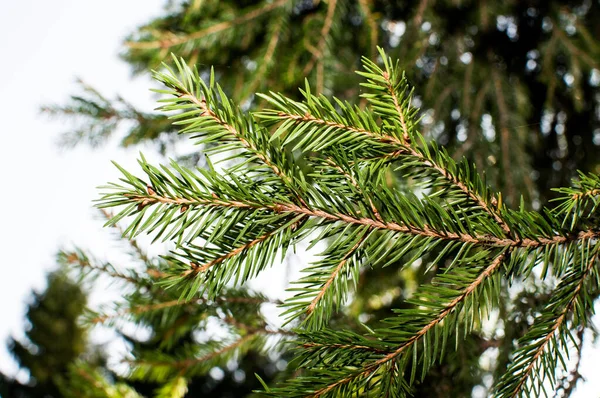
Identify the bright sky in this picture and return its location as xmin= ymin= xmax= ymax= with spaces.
xmin=0 ymin=0 xmax=164 ymax=378
xmin=0 ymin=2 xmax=598 ymax=397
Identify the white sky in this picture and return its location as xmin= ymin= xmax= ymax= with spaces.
xmin=0 ymin=1 xmax=598 ymax=397
xmin=0 ymin=0 xmax=164 ymax=378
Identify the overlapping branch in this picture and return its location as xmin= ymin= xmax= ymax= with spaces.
xmin=97 ymin=48 xmax=600 ymax=397
xmin=127 ymin=0 xmax=289 ymax=50
xmin=308 ymin=250 xmax=508 ymax=397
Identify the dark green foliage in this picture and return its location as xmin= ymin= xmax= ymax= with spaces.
xmin=57 ymin=218 xmax=288 ymax=398
xmin=38 ymin=1 xmax=600 ymax=397
xmin=48 ymin=0 xmax=600 ymax=205
xmin=91 ymin=49 xmax=600 ymax=397
xmin=0 ymin=270 xmax=90 ymax=398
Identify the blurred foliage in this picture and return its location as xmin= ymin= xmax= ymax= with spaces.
xmin=47 ymin=0 xmax=600 ymax=206
xmin=0 ymin=270 xmax=95 ymax=398
xmin=30 ymin=0 xmax=600 ymax=397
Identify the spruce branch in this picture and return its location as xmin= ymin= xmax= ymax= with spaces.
xmin=100 ymin=208 xmax=150 ymax=263
xmin=553 ymin=172 xmax=600 ymax=229
xmin=303 ymin=0 xmax=337 ymax=92
xmin=59 ymin=249 xmax=142 ymax=286
xmin=96 ymin=47 xmax=600 ymax=396
xmin=301 ymin=250 xmax=508 ymax=397
xmin=552 ymin=326 xmax=585 ymax=398
xmin=357 ymin=0 xmax=378 ymax=61
xmin=103 ymin=165 xmax=600 ymax=250
xmin=126 ymin=0 xmax=289 ymax=51
xmin=240 ymin=13 xmax=286 ymax=101
xmin=283 ymin=225 xmax=372 ymax=329
xmin=128 ymin=333 xmax=258 ymax=372
xmin=495 ymin=246 xmax=599 ymax=397
xmin=89 ymin=295 xmax=275 ymax=325
xmin=154 ymin=57 xmax=309 ymax=205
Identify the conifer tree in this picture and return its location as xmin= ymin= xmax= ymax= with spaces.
xmin=0 ymin=270 xmax=94 ymax=398
xmin=66 ymin=48 xmax=598 ymax=397
xmin=57 ymin=215 xmax=285 ymax=398
xmin=47 ymin=1 xmax=600 ymax=205
xmin=42 ymin=1 xmax=600 ymax=397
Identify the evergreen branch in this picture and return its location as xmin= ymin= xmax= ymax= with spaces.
xmin=100 ymin=209 xmax=150 ymax=263
xmin=306 ymin=239 xmax=362 ymax=314
xmin=491 ymin=66 xmax=516 ymax=205
xmin=308 ymin=250 xmax=508 ymax=397
xmin=59 ymin=249 xmax=141 ymax=285
xmin=73 ymin=366 xmax=143 ymax=398
xmin=357 ymin=0 xmax=378 ymax=61
xmin=155 ymin=60 xmax=309 ymax=204
xmin=172 ymin=88 xmax=290 ymax=184
xmin=128 ymin=332 xmax=262 ymax=373
xmin=269 ymin=110 xmax=404 ymax=147
xmin=126 ymin=0 xmax=289 ymax=50
xmin=553 ymin=172 xmax=600 ymax=228
xmin=179 ymin=225 xmax=294 ymax=279
xmin=303 ymin=0 xmax=338 ymax=90
xmin=223 ymin=316 xmax=295 ymax=337
xmin=380 ymin=66 xmax=410 ymax=144
xmin=90 ymin=296 xmax=274 ymax=325
xmin=552 ymin=326 xmax=585 ymax=398
xmin=284 ymin=226 xmax=371 ymax=329
xmin=116 ymin=190 xmax=600 ymax=249
xmin=241 ymin=15 xmax=285 ymax=101
xmin=361 ymin=49 xmax=512 ymax=235
xmin=324 ymin=157 xmax=383 ymax=221
xmin=551 ymin=20 xmax=600 ymax=70
xmin=263 ymin=54 xmax=512 ymax=236
xmin=495 ymin=248 xmax=599 ymax=397
xmin=404 ymin=143 xmax=512 ymax=235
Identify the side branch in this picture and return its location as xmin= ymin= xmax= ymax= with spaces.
xmin=181 ymin=218 xmax=305 ymax=278
xmin=309 ymin=251 xmax=508 ymax=397
xmin=381 ymin=71 xmax=410 ymax=143
xmin=271 ymin=110 xmax=511 ymax=235
xmin=127 ymin=0 xmax=288 ymax=50
xmin=91 ymin=296 xmax=278 ymax=325
xmin=303 ymin=0 xmax=338 ymax=91
xmin=178 ymin=93 xmax=291 ymax=183
xmin=407 ymin=145 xmax=512 ymax=235
xmin=307 ymin=233 xmax=368 ymax=315
xmin=124 ymin=193 xmax=600 ymax=248
xmin=129 ymin=334 xmax=257 ymax=371
xmin=275 ymin=111 xmax=404 ymax=147
xmin=507 ymin=252 xmax=599 ymax=397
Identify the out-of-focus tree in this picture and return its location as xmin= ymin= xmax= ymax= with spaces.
xmin=0 ymin=270 xmax=91 ymax=398
xmin=47 ymin=0 xmax=600 ymax=205
xmin=39 ymin=1 xmax=600 ymax=397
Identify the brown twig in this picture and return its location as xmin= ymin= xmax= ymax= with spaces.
xmin=491 ymin=65 xmax=516 ymax=206
xmin=358 ymin=0 xmax=378 ymax=61
xmin=126 ymin=0 xmax=288 ymax=50
xmin=303 ymin=0 xmax=338 ymax=91
xmin=309 ymin=251 xmax=508 ymax=397
xmin=509 ymin=253 xmax=598 ymax=397
xmin=307 ymin=233 xmax=368 ymax=315
xmin=241 ymin=16 xmax=284 ymax=101
xmin=126 ymin=192 xmax=600 ymax=249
